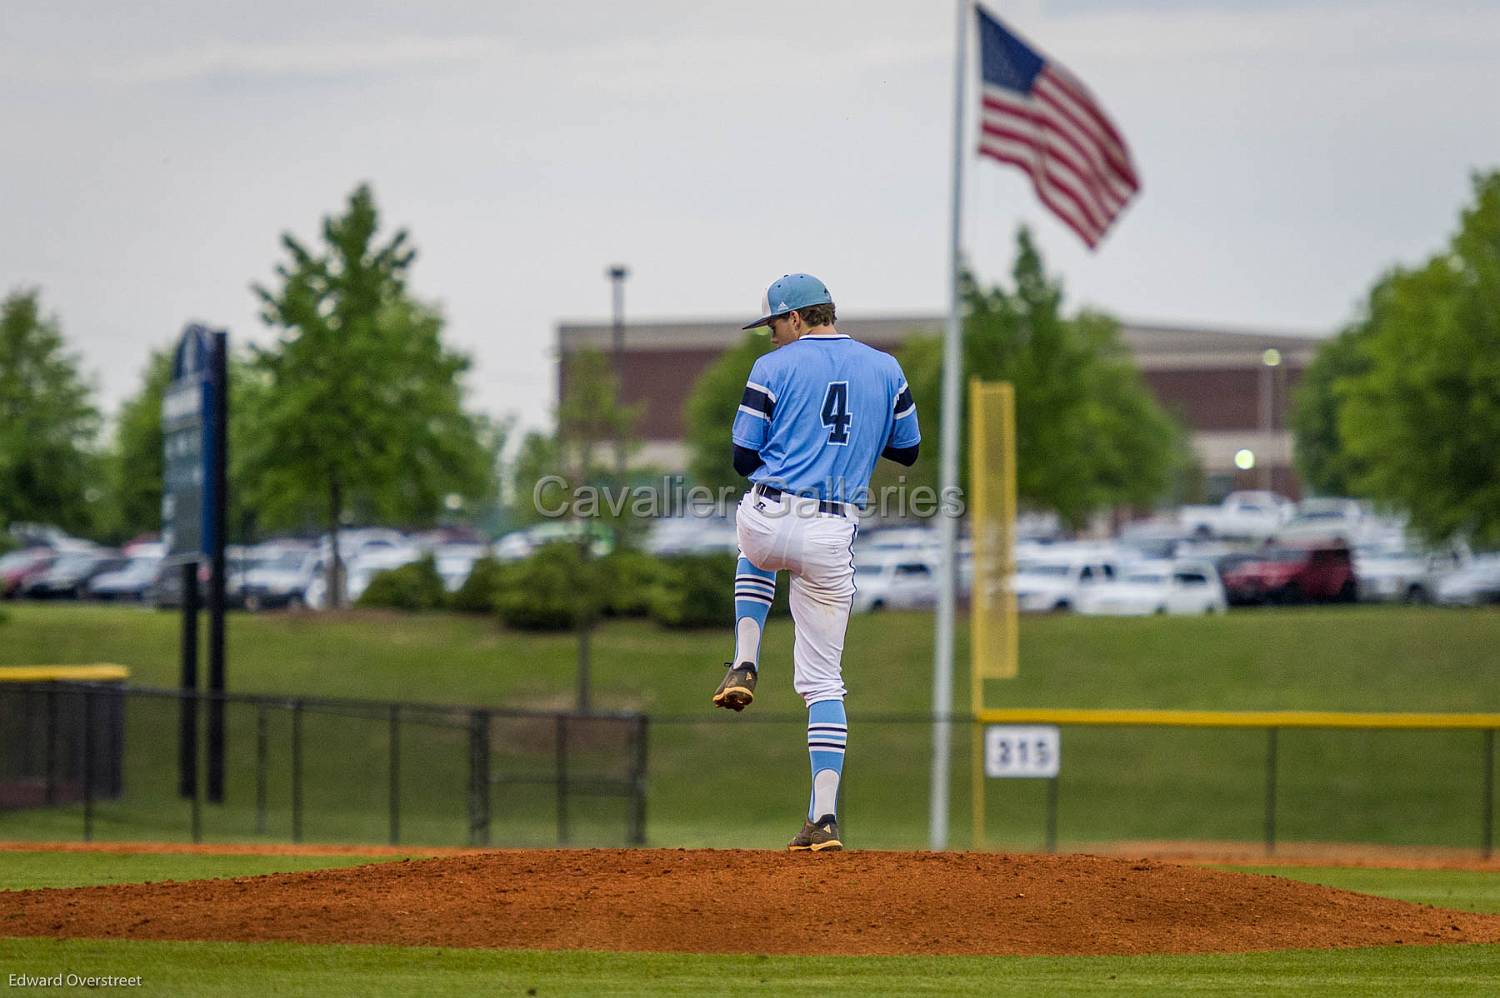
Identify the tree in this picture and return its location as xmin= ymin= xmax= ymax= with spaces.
xmin=0 ymin=289 xmax=101 ymax=535
xmin=900 ymin=229 xmax=1189 ymax=527
xmin=1320 ymin=171 xmax=1500 ymax=545
xmin=247 ymin=184 xmax=497 ymax=604
xmin=683 ymin=332 xmax=772 ymax=492
xmin=1290 ymin=320 xmax=1374 ymax=498
xmin=105 ymin=348 xmax=173 ymax=540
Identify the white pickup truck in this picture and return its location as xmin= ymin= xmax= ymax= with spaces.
xmin=1179 ymin=491 xmax=1295 ymax=541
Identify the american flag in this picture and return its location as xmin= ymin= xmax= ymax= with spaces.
xmin=975 ymin=6 xmax=1140 ymax=249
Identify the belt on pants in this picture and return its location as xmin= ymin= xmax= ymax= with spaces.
xmin=752 ymin=483 xmax=848 ymax=518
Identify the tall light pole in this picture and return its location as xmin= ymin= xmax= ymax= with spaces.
xmin=607 ymin=264 xmax=630 ymax=479
xmin=1260 ymin=348 xmax=1281 ymax=491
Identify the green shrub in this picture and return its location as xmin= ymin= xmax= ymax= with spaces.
xmin=598 ymin=550 xmax=663 ymax=618
xmin=495 ymin=542 xmax=596 ymax=631
xmin=647 ymin=553 xmax=735 ymax=629
xmin=355 ymin=556 xmax=448 ymax=611
xmin=644 ymin=550 xmax=793 ymax=629
xmin=451 ymin=555 xmax=506 ymax=614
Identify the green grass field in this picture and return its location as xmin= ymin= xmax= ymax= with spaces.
xmin=4 ymin=937 xmax=1499 ymax=997
xmin=1 ymin=852 xmax=1498 ymax=996
xmin=1 ymin=603 xmax=1498 ymax=851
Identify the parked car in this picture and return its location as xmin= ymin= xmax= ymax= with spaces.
xmin=1179 ymin=491 xmax=1295 ymax=541
xmin=0 ymin=548 xmax=56 ymax=598
xmin=345 ymin=545 xmax=424 ymax=604
xmin=1277 ymin=498 xmax=1404 ymax=547
xmin=851 ymin=555 xmax=938 ymax=613
xmin=1434 ymin=555 xmax=1500 ymax=607
xmin=1220 ymin=543 xmax=1356 ymax=605
xmin=495 ymin=522 xmax=613 ymax=561
xmin=1116 ymin=518 xmax=1193 ymax=560
xmin=1011 ymin=550 xmax=1126 ymax=613
xmin=644 ymin=517 xmax=738 ymax=556
xmin=1354 ymin=544 xmax=1467 ymax=604
xmin=86 ymin=553 xmax=164 ymax=602
xmin=326 ymin=527 xmax=411 ymax=565
xmin=240 ymin=546 xmax=327 ymax=611
xmin=148 ymin=548 xmax=252 ymax=608
xmin=19 ymin=550 xmax=126 ymax=599
xmin=856 ymin=526 xmax=940 ymax=562
xmin=1078 ymin=558 xmax=1228 ymax=616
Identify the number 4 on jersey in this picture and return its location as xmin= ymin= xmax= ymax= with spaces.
xmin=821 ymin=381 xmax=852 ymax=446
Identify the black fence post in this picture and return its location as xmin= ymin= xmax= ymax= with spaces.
xmin=1264 ymin=727 xmax=1279 ymax=856
xmin=255 ymin=704 xmax=268 ymax=835
xmin=82 ymin=689 xmax=94 ymax=843
xmin=388 ymin=704 xmax=401 ymax=846
xmin=190 ymin=698 xmax=202 ymax=843
xmin=291 ymin=701 xmax=304 ymax=843
xmin=1483 ymin=728 xmax=1494 ymax=860
xmin=178 ymin=561 xmax=199 ymax=800
xmin=556 ymin=715 xmax=570 ymax=845
xmin=630 ymin=715 xmax=648 ymax=846
xmin=468 ymin=710 xmax=490 ymax=847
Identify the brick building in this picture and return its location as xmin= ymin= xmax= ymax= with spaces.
xmin=557 ymin=315 xmax=1326 ymax=500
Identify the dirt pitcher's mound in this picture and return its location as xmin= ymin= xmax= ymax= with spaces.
xmin=3 ymin=849 xmax=1498 ymax=956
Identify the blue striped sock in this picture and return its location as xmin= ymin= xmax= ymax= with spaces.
xmin=807 ymin=699 xmax=847 ymax=821
xmin=733 ymin=555 xmax=775 ymax=670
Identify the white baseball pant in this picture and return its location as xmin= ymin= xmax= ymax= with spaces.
xmin=735 ymin=489 xmax=859 ymax=705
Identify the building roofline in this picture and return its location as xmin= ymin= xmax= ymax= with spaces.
xmin=557 ymin=313 xmax=1330 ymax=360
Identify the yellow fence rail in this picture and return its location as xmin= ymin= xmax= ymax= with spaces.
xmin=976 ymin=708 xmax=1500 ymax=730
xmin=0 ymin=666 xmax=130 ymax=683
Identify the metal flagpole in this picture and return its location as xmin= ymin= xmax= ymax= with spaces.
xmin=930 ymin=0 xmax=969 ymax=851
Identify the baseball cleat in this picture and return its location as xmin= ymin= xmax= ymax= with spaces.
xmin=788 ymin=814 xmax=842 ymax=852
xmin=712 ymin=662 xmax=757 ymax=711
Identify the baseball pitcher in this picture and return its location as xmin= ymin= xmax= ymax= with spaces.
xmin=712 ymin=273 xmax=920 ymax=852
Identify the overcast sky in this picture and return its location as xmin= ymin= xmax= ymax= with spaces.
xmin=4 ymin=0 xmax=1497 ymax=435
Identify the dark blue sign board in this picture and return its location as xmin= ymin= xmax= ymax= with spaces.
xmin=162 ymin=324 xmax=223 ymax=564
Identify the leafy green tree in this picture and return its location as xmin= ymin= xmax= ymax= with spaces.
xmin=0 ymin=289 xmax=101 ymax=535
xmin=246 ymin=184 xmax=497 ymax=604
xmin=1328 ymin=171 xmax=1500 ymax=545
xmin=900 ymin=229 xmax=1189 ymax=527
xmin=1290 ymin=320 xmax=1374 ymax=498
xmin=683 ymin=332 xmax=772 ymax=491
xmin=104 ymin=348 xmax=172 ymax=540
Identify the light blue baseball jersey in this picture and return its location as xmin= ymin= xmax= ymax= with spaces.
xmin=731 ymin=332 xmax=920 ymax=504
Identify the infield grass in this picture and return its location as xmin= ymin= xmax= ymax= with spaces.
xmin=1226 ymin=866 xmax=1500 ymax=915
xmin=0 ymin=852 xmax=408 ymax=892
xmin=2 ymin=603 xmax=1498 ymax=851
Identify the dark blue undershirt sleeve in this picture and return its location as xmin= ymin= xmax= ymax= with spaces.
xmin=733 ymin=444 xmax=763 ymax=477
xmin=881 ymin=442 xmax=919 ymax=467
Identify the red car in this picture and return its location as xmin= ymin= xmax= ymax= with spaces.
xmin=1221 ymin=544 xmax=1356 ymax=606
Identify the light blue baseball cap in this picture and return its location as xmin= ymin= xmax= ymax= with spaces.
xmin=742 ymin=273 xmax=834 ymax=330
